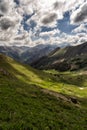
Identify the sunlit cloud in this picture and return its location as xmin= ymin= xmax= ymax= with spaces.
xmin=0 ymin=0 xmax=87 ymax=46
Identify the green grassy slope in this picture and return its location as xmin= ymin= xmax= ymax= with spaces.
xmin=0 ymin=54 xmax=87 ymax=130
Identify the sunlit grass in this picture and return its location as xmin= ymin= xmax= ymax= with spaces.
xmin=0 ymin=55 xmax=87 ymax=129
xmin=5 ymin=59 xmax=86 ymax=98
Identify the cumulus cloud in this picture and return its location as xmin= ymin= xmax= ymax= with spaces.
xmin=72 ymin=24 xmax=87 ymax=33
xmin=53 ymin=1 xmax=64 ymax=11
xmin=71 ymin=2 xmax=87 ymax=24
xmin=40 ymin=29 xmax=60 ymax=37
xmin=0 ymin=0 xmax=87 ymax=46
xmin=0 ymin=0 xmax=22 ymax=43
xmin=0 ymin=0 xmax=9 ymax=15
xmin=0 ymin=17 xmax=15 ymax=30
xmin=42 ymin=13 xmax=57 ymax=25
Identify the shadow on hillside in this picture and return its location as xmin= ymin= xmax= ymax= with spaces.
xmin=56 ymin=73 xmax=87 ymax=87
xmin=5 ymin=60 xmax=87 ymax=89
xmin=0 ymin=61 xmax=87 ymax=110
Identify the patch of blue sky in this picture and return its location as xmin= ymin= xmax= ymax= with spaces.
xmin=41 ymin=26 xmax=56 ymax=32
xmin=40 ymin=35 xmax=49 ymax=41
xmin=57 ymin=11 xmax=78 ymax=34
xmin=21 ymin=13 xmax=36 ymax=32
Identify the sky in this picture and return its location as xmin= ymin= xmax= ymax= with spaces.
xmin=0 ymin=0 xmax=87 ymax=47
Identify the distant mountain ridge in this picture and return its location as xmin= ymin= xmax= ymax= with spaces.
xmin=23 ymin=44 xmax=58 ymax=64
xmin=0 ymin=46 xmax=29 ymax=62
xmin=0 ymin=44 xmax=57 ymax=64
xmin=31 ymin=42 xmax=87 ymax=71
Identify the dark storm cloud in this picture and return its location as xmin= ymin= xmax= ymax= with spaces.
xmin=0 ymin=0 xmax=9 ymax=15
xmin=73 ymin=3 xmax=87 ymax=23
xmin=42 ymin=13 xmax=57 ymax=25
xmin=0 ymin=18 xmax=15 ymax=30
xmin=0 ymin=14 xmax=3 ymax=17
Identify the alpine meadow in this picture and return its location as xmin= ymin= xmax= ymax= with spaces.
xmin=0 ymin=0 xmax=87 ymax=130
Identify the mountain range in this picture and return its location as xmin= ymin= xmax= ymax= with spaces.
xmin=0 ymin=44 xmax=57 ymax=64
xmin=0 ymin=42 xmax=87 ymax=72
xmin=0 ymin=44 xmax=87 ymax=129
xmin=31 ymin=42 xmax=87 ymax=71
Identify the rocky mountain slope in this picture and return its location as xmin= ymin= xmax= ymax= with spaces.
xmin=31 ymin=42 xmax=87 ymax=71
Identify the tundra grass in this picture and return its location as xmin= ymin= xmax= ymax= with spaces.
xmin=0 ymin=55 xmax=87 ymax=129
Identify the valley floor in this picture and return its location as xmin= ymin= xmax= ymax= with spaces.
xmin=0 ymin=55 xmax=87 ymax=130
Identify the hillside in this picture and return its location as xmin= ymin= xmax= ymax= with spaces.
xmin=0 ymin=54 xmax=87 ymax=129
xmin=31 ymin=42 xmax=87 ymax=71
